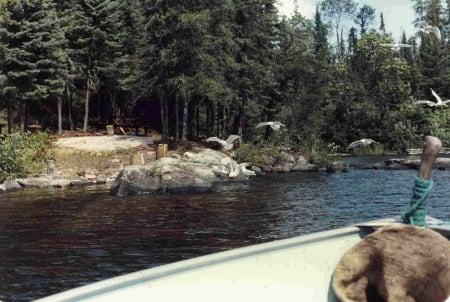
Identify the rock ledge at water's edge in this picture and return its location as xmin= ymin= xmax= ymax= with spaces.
xmin=0 ymin=148 xmax=320 ymax=195
xmin=363 ymin=157 xmax=450 ymax=170
xmin=5 ymin=148 xmax=450 ymax=195
xmin=110 ymin=149 xmax=319 ymax=196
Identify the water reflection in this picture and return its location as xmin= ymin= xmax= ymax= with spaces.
xmin=0 ymin=168 xmax=450 ymax=301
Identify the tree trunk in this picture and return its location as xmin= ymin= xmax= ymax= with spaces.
xmin=164 ymin=93 xmax=169 ymax=141
xmin=206 ymin=103 xmax=210 ymax=137
xmin=336 ymin=26 xmax=340 ymax=46
xmin=24 ymin=105 xmax=29 ymax=131
xmin=216 ymin=103 xmax=220 ymax=137
xmin=159 ymin=87 xmax=168 ymax=143
xmin=181 ymin=97 xmax=188 ymax=142
xmin=57 ymin=96 xmax=62 ymax=135
xmin=175 ymin=96 xmax=179 ymax=142
xmin=7 ymin=99 xmax=13 ymax=134
xmin=222 ymin=106 xmax=227 ymax=137
xmin=238 ymin=108 xmax=244 ymax=137
xmin=83 ymin=86 xmax=91 ymax=133
xmin=18 ymin=102 xmax=24 ymax=131
xmin=66 ymin=86 xmax=74 ymax=131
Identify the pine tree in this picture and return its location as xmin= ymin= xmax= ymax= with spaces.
xmin=63 ymin=0 xmax=116 ymax=132
xmin=379 ymin=12 xmax=386 ymax=34
xmin=0 ymin=0 xmax=67 ymax=131
xmin=354 ymin=4 xmax=375 ymax=35
xmin=37 ymin=0 xmax=68 ymax=135
xmin=229 ymin=0 xmax=278 ymax=136
xmin=313 ymin=5 xmax=329 ymax=61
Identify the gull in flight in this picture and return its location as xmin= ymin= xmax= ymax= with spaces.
xmin=414 ymin=88 xmax=450 ymax=108
xmin=239 ymin=162 xmax=256 ymax=177
xmin=205 ymin=135 xmax=241 ymax=150
xmin=418 ymin=21 xmax=441 ymax=40
xmin=347 ymin=138 xmax=379 ymax=149
xmin=212 ymin=158 xmax=257 ymax=179
xmin=380 ymin=43 xmax=412 ymax=51
xmin=255 ymin=121 xmax=286 ymax=131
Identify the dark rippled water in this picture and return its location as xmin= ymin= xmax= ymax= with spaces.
xmin=1 ymin=166 xmax=450 ymax=301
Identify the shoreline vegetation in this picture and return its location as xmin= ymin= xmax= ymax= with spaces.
xmin=0 ymin=0 xmax=449 ymax=195
xmin=1 ymin=131 xmax=449 ymax=195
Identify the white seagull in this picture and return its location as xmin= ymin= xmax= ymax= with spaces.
xmin=255 ymin=121 xmax=286 ymax=131
xmin=212 ymin=157 xmax=240 ymax=178
xmin=418 ymin=21 xmax=441 ymax=40
xmin=380 ymin=43 xmax=412 ymax=51
xmin=414 ymin=88 xmax=450 ymax=108
xmin=239 ymin=162 xmax=256 ymax=177
xmin=205 ymin=135 xmax=241 ymax=150
xmin=347 ymin=138 xmax=379 ymax=149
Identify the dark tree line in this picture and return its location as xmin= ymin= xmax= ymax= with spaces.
xmin=0 ymin=0 xmax=449 ymax=154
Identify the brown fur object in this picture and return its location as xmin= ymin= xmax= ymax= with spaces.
xmin=332 ymin=224 xmax=450 ymax=302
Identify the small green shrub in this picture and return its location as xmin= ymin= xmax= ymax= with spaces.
xmin=234 ymin=143 xmax=285 ymax=165
xmin=306 ymin=142 xmax=340 ymax=168
xmin=234 ymin=143 xmax=261 ymax=164
xmin=0 ymin=131 xmax=49 ymax=182
xmin=349 ymin=143 xmax=384 ymax=156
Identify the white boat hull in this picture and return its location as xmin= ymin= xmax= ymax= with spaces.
xmin=35 ymin=216 xmax=450 ymax=302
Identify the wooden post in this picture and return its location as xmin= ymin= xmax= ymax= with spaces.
xmin=156 ymin=144 xmax=168 ymax=159
xmin=106 ymin=125 xmax=114 ymax=136
xmin=47 ymin=160 xmax=55 ymax=176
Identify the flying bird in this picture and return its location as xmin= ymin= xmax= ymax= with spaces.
xmin=239 ymin=162 xmax=256 ymax=177
xmin=212 ymin=157 xmax=240 ymax=178
xmin=347 ymin=139 xmax=379 ymax=149
xmin=380 ymin=43 xmax=412 ymax=51
xmin=414 ymin=88 xmax=450 ymax=108
xmin=418 ymin=21 xmax=441 ymax=40
xmin=255 ymin=121 xmax=286 ymax=131
xmin=205 ymin=135 xmax=241 ymax=150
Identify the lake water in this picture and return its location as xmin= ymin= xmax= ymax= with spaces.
xmin=1 ymin=164 xmax=450 ymax=301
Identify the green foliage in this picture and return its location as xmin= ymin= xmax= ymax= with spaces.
xmin=383 ymin=102 xmax=423 ymax=152
xmin=233 ymin=143 xmax=263 ymax=165
xmin=234 ymin=143 xmax=282 ymax=166
xmin=0 ymin=131 xmax=49 ymax=181
xmin=0 ymin=0 xmax=450 ymax=157
xmin=348 ymin=143 xmax=384 ymax=156
xmin=305 ymin=141 xmax=340 ymax=168
xmin=427 ymin=109 xmax=450 ymax=146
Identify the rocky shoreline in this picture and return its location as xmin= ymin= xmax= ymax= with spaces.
xmin=0 ymin=147 xmax=320 ymax=195
xmin=2 ymin=145 xmax=450 ymax=195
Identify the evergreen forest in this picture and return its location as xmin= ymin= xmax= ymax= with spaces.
xmin=0 ymin=0 xmax=449 ymax=155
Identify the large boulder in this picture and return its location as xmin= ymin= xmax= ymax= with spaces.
xmin=111 ymin=150 xmax=230 ymax=196
xmin=0 ymin=180 xmax=22 ymax=193
xmin=110 ymin=149 xmax=264 ymax=196
xmin=290 ymin=155 xmax=319 ymax=172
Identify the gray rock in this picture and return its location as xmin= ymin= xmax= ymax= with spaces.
xmin=96 ymin=174 xmax=108 ymax=184
xmin=270 ymin=163 xmax=291 ymax=173
xmin=50 ymin=179 xmax=72 ymax=188
xmin=70 ymin=179 xmax=95 ymax=186
xmin=111 ymin=175 xmax=162 ymax=196
xmin=183 ymin=149 xmax=227 ymax=165
xmin=161 ymin=172 xmax=213 ymax=194
xmin=291 ymin=156 xmax=319 ymax=172
xmin=279 ymin=151 xmax=295 ymax=163
xmin=261 ymin=154 xmax=276 ymax=166
xmin=16 ymin=177 xmax=52 ymax=188
xmin=110 ymin=150 xmax=235 ymax=196
xmin=251 ymin=165 xmax=264 ymax=175
xmin=363 ymin=157 xmax=450 ymax=170
xmin=0 ymin=180 xmax=22 ymax=193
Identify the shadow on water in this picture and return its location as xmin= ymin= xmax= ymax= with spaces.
xmin=1 ymin=163 xmax=450 ymax=301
